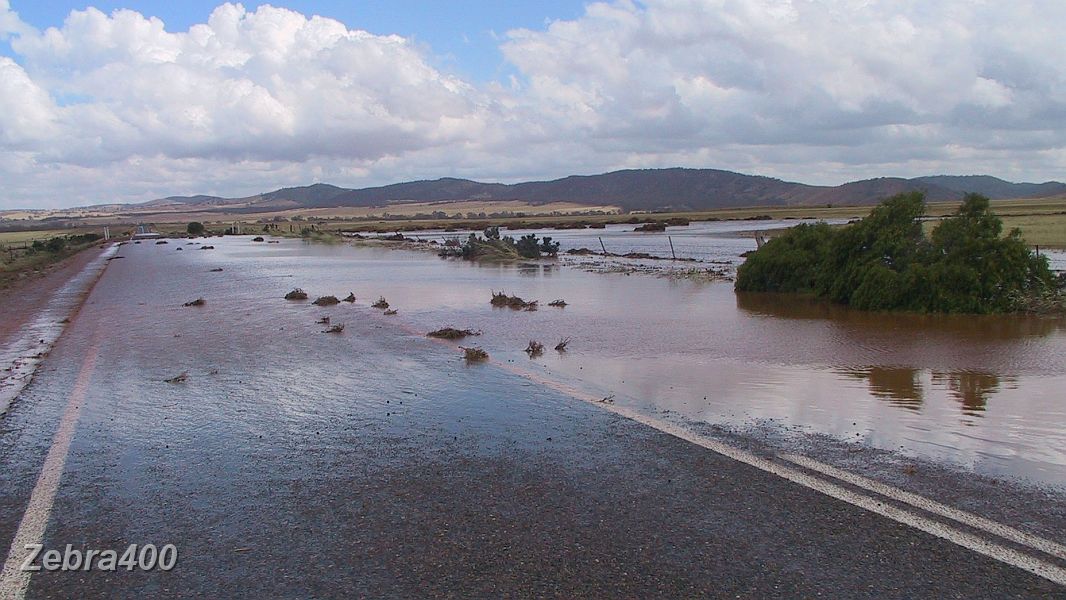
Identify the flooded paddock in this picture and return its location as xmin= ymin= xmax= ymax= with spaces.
xmin=110 ymin=234 xmax=1066 ymax=486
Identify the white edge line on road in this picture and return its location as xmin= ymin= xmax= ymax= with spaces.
xmin=780 ymin=451 xmax=1066 ymax=562
xmin=500 ymin=363 xmax=1066 ymax=587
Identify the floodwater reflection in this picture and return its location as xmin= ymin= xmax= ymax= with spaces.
xmin=112 ymin=237 xmax=1066 ymax=485
xmin=736 ymin=292 xmax=1066 ymax=341
xmin=932 ymin=371 xmax=1010 ymax=415
xmin=842 ymin=367 xmax=924 ymax=410
xmin=841 ymin=367 xmax=1016 ymax=416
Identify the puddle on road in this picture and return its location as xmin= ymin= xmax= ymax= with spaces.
xmin=75 ymin=235 xmax=1066 ymax=486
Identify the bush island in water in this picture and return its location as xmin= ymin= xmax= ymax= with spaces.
xmin=735 ymin=192 xmax=1058 ymax=313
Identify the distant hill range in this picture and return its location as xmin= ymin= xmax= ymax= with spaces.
xmin=135 ymin=169 xmax=1066 ymax=214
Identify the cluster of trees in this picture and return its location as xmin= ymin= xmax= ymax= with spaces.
xmin=735 ymin=192 xmax=1056 ymax=313
xmin=441 ymin=226 xmax=561 ymax=261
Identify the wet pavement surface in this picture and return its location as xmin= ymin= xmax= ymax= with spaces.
xmin=0 ymin=237 xmax=1064 ymax=597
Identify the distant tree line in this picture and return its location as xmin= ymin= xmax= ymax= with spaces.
xmin=735 ymin=192 xmax=1058 ymax=313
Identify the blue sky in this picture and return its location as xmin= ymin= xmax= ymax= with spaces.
xmin=4 ymin=1 xmax=589 ymax=82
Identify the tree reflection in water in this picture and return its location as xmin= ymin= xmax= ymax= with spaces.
xmin=932 ymin=371 xmax=1010 ymax=414
xmin=842 ymin=367 xmax=923 ymax=410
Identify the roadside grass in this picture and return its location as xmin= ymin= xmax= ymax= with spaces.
xmin=0 ymin=239 xmax=102 ymax=288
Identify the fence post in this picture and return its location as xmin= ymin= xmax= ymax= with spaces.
xmin=598 ymin=236 xmax=607 ymax=254
xmin=668 ymin=235 xmax=676 ymax=260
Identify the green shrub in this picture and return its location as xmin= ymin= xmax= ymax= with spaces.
xmin=735 ymin=192 xmax=1055 ymax=313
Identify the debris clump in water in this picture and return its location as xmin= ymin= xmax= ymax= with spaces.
xmin=427 ymin=328 xmax=480 ymax=340
xmin=285 ymin=288 xmax=309 ymax=300
xmin=525 ymin=340 xmax=545 ymax=357
xmin=313 ymin=295 xmax=340 ymax=306
xmin=491 ymin=291 xmax=537 ymax=310
xmin=462 ymin=347 xmax=489 ymax=362
xmin=183 ymin=298 xmax=206 ymax=307
xmin=372 ymin=297 xmax=390 ymax=309
xmin=164 ymin=372 xmax=189 ymax=383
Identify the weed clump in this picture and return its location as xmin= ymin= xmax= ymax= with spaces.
xmin=372 ymin=297 xmax=390 ymax=309
xmin=164 ymin=372 xmax=189 ymax=384
xmin=183 ymin=298 xmax=205 ymax=307
xmin=555 ymin=338 xmax=571 ymax=352
xmin=383 ymin=308 xmax=398 ymax=315
xmin=316 ymin=316 xmax=330 ymax=324
xmin=490 ymin=291 xmax=537 ymax=310
xmin=342 ymin=292 xmax=356 ymax=303
xmin=525 ymin=340 xmax=545 ymax=357
xmin=252 ymin=236 xmax=265 ymax=242
xmin=313 ymin=295 xmax=340 ymax=306
xmin=548 ymin=299 xmax=567 ymax=307
xmin=285 ymin=288 xmax=309 ymax=300
xmin=427 ymin=328 xmax=480 ymax=340
xmin=462 ymin=346 xmax=489 ymax=362
xmin=323 ymin=323 xmax=345 ymax=334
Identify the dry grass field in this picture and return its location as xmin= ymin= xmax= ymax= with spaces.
xmin=4 ymin=196 xmax=1066 ymax=247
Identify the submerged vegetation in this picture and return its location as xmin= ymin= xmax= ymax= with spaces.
xmin=461 ymin=346 xmax=489 ymax=362
xmin=427 ymin=327 xmax=480 ymax=340
xmin=490 ymin=291 xmax=538 ymax=310
xmin=736 ymin=192 xmax=1059 ymax=313
xmin=439 ymin=226 xmax=561 ymax=261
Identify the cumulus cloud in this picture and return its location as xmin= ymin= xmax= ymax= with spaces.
xmin=501 ymin=1 xmax=1066 ymax=159
xmin=0 ymin=1 xmax=1064 ymax=208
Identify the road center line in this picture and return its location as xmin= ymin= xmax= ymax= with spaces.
xmin=0 ymin=335 xmax=100 ymax=600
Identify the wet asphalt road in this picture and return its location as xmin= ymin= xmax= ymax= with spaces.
xmin=0 ymin=243 xmax=1063 ymax=598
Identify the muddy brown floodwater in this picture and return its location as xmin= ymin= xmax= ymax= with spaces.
xmin=100 ymin=234 xmax=1066 ymax=486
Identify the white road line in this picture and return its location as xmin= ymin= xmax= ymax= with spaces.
xmin=780 ymin=452 xmax=1066 ymax=562
xmin=498 ymin=363 xmax=1066 ymax=586
xmin=0 ymin=339 xmax=100 ymax=600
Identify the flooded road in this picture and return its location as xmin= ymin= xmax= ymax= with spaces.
xmin=150 ymin=234 xmax=1066 ymax=486
xmin=1 ymin=235 xmax=1065 ymax=597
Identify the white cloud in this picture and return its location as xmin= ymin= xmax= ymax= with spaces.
xmin=1 ymin=1 xmax=1065 ymax=208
